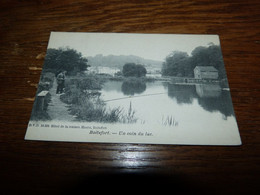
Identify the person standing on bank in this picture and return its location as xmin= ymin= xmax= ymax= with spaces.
xmin=56 ymin=70 xmax=66 ymax=94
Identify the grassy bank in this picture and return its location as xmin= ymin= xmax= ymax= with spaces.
xmin=60 ymin=74 xmax=138 ymax=123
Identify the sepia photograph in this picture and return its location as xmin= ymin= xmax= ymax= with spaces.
xmin=25 ymin=32 xmax=241 ymax=145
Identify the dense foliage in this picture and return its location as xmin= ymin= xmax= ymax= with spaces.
xmin=162 ymin=45 xmax=226 ymax=78
xmin=122 ymin=63 xmax=147 ymax=77
xmin=60 ymin=75 xmax=137 ymax=123
xmin=44 ymin=48 xmax=90 ymax=75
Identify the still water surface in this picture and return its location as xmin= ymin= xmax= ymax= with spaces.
xmin=100 ymin=80 xmax=236 ymax=127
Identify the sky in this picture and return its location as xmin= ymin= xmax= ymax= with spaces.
xmin=48 ymin=32 xmax=220 ymax=61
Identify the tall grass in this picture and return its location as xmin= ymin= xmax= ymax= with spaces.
xmin=67 ymin=97 xmax=138 ymax=123
xmin=161 ymin=115 xmax=178 ymax=127
xmin=60 ymin=76 xmax=138 ymax=123
xmin=120 ymin=101 xmax=138 ymax=124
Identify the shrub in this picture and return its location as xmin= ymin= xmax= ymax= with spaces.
xmin=122 ymin=63 xmax=147 ymax=77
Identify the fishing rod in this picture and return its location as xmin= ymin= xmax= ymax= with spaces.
xmin=103 ymin=92 xmax=167 ymax=102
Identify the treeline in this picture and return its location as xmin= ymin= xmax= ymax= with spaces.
xmin=161 ymin=44 xmax=226 ymax=78
xmin=43 ymin=48 xmax=90 ymax=75
xmin=87 ymin=54 xmax=162 ymax=69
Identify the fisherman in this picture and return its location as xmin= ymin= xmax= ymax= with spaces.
xmin=56 ymin=70 xmax=66 ymax=94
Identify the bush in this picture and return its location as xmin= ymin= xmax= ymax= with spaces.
xmin=60 ymin=74 xmax=104 ymax=105
xmin=60 ymin=76 xmax=139 ymax=123
xmin=122 ymin=63 xmax=147 ymax=77
xmin=60 ymin=76 xmax=125 ymax=123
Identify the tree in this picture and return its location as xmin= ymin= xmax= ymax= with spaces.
xmin=162 ymin=51 xmax=190 ymax=77
xmin=44 ymin=48 xmax=90 ymax=75
xmin=161 ymin=45 xmax=226 ymax=78
xmin=122 ymin=63 xmax=147 ymax=77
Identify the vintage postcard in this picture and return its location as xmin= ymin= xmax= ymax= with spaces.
xmin=25 ymin=32 xmax=241 ymax=145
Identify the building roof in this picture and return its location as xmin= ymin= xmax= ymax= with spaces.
xmin=194 ymin=66 xmax=218 ymax=72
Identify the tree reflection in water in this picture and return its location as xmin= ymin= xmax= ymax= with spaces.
xmin=167 ymin=84 xmax=197 ymax=104
xmin=121 ymin=78 xmax=146 ymax=96
xmin=167 ymin=83 xmax=234 ymax=118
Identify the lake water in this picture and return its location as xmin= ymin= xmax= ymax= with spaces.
xmin=100 ymin=80 xmax=237 ymax=128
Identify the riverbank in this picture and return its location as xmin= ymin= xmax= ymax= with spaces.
xmin=66 ymin=73 xmax=228 ymax=89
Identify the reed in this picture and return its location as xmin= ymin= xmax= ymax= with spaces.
xmin=162 ymin=115 xmax=178 ymax=127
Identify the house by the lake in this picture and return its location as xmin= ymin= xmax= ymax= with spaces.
xmin=194 ymin=66 xmax=219 ymax=79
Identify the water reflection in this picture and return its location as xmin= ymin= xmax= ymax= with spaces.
xmin=167 ymin=84 xmax=197 ymax=104
xmin=167 ymin=83 xmax=234 ymax=117
xmin=198 ymin=90 xmax=234 ymax=118
xmin=101 ymin=80 xmax=235 ymax=125
xmin=195 ymin=84 xmax=221 ymax=98
xmin=121 ymin=79 xmax=146 ymax=96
